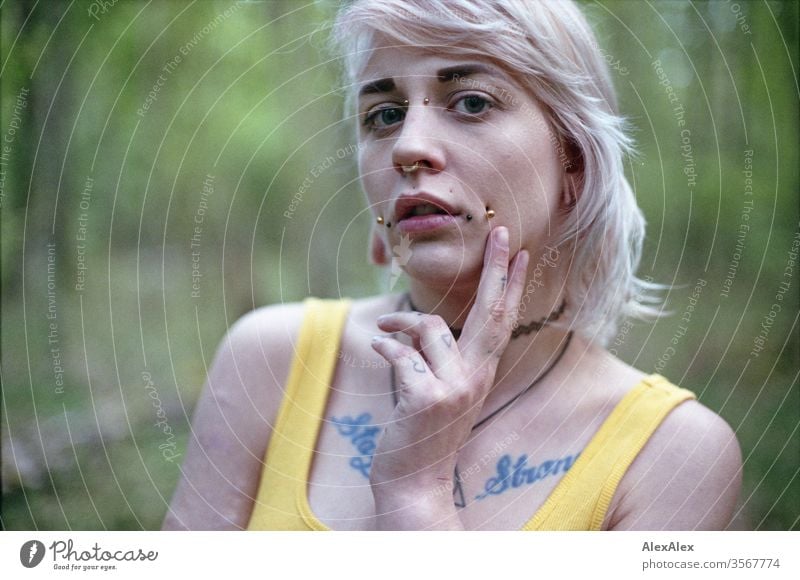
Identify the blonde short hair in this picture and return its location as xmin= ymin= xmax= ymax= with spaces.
xmin=331 ymin=0 xmax=663 ymax=346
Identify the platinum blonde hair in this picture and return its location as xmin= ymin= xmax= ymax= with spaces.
xmin=330 ymin=0 xmax=664 ymax=346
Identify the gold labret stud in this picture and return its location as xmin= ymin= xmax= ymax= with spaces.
xmin=486 ymin=208 xmax=496 ymax=219
xmin=376 ymin=216 xmax=384 ymax=225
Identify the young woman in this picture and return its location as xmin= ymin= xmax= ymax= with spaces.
xmin=163 ymin=0 xmax=741 ymax=531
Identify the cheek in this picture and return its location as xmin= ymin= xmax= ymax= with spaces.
xmin=503 ymin=141 xmax=562 ymax=205
xmin=359 ymin=148 xmax=393 ymax=204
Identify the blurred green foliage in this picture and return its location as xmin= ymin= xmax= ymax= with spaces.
xmin=1 ymin=0 xmax=797 ymax=530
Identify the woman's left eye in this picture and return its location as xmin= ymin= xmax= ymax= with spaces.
xmin=453 ymin=94 xmax=492 ymax=116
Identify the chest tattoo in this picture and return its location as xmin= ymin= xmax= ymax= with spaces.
xmin=475 ymin=452 xmax=581 ymax=500
xmin=330 ymin=412 xmax=382 ymax=479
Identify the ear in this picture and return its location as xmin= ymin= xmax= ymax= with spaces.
xmin=560 ymin=173 xmax=578 ymax=212
xmin=369 ymin=227 xmax=389 ymax=265
xmin=559 ymin=138 xmax=582 ymax=211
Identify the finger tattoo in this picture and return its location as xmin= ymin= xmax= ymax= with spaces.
xmin=412 ymin=357 xmax=427 ymax=373
xmin=441 ymin=333 xmax=453 ymax=348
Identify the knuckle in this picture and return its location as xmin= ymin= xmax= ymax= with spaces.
xmin=487 ymin=298 xmax=506 ymax=323
xmin=492 ymin=249 xmax=508 ymax=268
xmin=389 ymin=352 xmax=405 ymax=366
xmin=411 ymin=383 xmax=449 ymax=408
xmin=421 ymin=314 xmax=445 ymax=331
xmin=468 ymin=367 xmax=492 ymax=391
xmin=391 ymin=353 xmax=413 ymax=370
xmin=429 ymin=385 xmax=451 ymax=404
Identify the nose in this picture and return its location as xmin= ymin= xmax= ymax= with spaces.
xmin=391 ymin=105 xmax=446 ymax=177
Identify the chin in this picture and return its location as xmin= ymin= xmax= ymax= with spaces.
xmin=400 ymin=244 xmax=482 ymax=288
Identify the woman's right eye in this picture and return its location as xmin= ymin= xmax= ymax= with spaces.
xmin=363 ymin=106 xmax=405 ymax=130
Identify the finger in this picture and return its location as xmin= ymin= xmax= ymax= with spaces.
xmin=504 ymin=248 xmax=530 ymax=326
xmin=376 ymin=312 xmax=462 ymax=380
xmin=459 ymin=226 xmax=513 ymax=362
xmin=370 ymin=335 xmax=432 ymax=391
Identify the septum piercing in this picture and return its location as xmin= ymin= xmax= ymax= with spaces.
xmin=402 ymin=162 xmax=421 ymax=174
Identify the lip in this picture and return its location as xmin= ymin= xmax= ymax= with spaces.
xmin=396 ymin=213 xmax=459 ymax=233
xmin=394 ymin=192 xmax=460 ymax=223
xmin=394 ymin=193 xmax=461 ymax=234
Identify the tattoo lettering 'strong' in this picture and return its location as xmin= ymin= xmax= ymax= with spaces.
xmin=330 ymin=413 xmax=381 ymax=479
xmin=475 ymin=452 xmax=581 ymax=499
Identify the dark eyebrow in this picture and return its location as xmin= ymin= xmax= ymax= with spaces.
xmin=436 ymin=64 xmax=501 ymax=83
xmin=358 ymin=78 xmax=396 ymax=98
xmin=358 ymin=64 xmax=504 ymax=98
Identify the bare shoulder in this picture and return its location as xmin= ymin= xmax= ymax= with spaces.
xmin=162 ymin=301 xmax=307 ymax=530
xmin=607 ymin=392 xmax=742 ymax=530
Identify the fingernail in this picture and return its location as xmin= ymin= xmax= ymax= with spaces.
xmin=495 ymin=226 xmax=508 ymax=247
xmin=376 ymin=314 xmax=388 ymax=323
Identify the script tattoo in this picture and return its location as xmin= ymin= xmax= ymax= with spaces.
xmin=475 ymin=452 xmax=581 ymax=499
xmin=330 ymin=413 xmax=381 ymax=478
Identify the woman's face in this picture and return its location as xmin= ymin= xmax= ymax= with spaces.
xmin=357 ymin=42 xmax=568 ymax=286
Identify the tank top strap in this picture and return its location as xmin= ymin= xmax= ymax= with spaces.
xmin=247 ymin=297 xmax=351 ymax=530
xmin=521 ymin=374 xmax=695 ymax=530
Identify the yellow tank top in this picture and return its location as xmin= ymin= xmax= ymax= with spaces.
xmin=247 ymin=297 xmax=696 ymax=531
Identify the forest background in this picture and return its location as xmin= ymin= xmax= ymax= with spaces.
xmin=1 ymin=0 xmax=797 ymax=530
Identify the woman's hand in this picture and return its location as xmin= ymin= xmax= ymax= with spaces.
xmin=369 ymin=226 xmax=529 ymax=529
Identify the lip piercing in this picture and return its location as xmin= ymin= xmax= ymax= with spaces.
xmin=423 ymin=97 xmax=430 ymax=105
xmin=486 ymin=207 xmax=496 ymax=219
xmin=403 ymin=99 xmax=409 ymax=106
xmin=466 ymin=214 xmax=473 ymax=221
xmin=402 ymin=161 xmax=421 ymax=174
xmin=376 ymin=216 xmax=384 ymax=225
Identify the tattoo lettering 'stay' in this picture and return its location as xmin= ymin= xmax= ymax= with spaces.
xmin=330 ymin=413 xmax=381 ymax=479
xmin=475 ymin=452 xmax=580 ymax=499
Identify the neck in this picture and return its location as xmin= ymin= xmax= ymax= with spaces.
xmin=403 ymin=256 xmax=576 ymax=422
